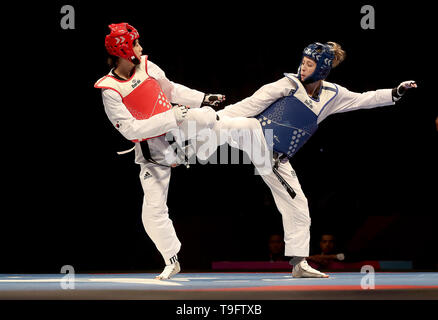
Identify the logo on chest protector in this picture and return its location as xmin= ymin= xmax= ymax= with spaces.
xmin=304 ymin=99 xmax=313 ymax=109
xmin=143 ymin=172 xmax=152 ymax=180
xmin=131 ymin=78 xmax=141 ymax=89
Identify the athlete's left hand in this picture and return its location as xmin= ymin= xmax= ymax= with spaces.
xmin=392 ymin=80 xmax=417 ymax=101
xmin=398 ymin=80 xmax=417 ymax=93
xmin=203 ymin=94 xmax=226 ymax=107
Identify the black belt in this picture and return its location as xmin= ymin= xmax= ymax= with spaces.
xmin=272 ymin=152 xmax=296 ymax=199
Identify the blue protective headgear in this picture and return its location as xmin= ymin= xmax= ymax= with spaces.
xmin=297 ymin=42 xmax=335 ymax=84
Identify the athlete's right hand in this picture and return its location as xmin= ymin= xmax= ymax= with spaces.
xmin=172 ymin=105 xmax=189 ymax=125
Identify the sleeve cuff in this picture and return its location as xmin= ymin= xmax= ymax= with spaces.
xmin=379 ymin=88 xmax=396 ymax=105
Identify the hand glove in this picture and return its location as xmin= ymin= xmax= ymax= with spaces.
xmin=392 ymin=80 xmax=417 ymax=101
xmin=172 ymin=105 xmax=189 ymax=125
xmin=203 ymin=94 xmax=226 ymax=107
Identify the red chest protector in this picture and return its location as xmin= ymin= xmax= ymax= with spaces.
xmin=95 ymin=55 xmax=172 ymax=142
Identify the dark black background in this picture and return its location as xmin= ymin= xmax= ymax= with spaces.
xmin=2 ymin=1 xmax=436 ymax=274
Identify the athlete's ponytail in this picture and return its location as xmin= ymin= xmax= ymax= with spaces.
xmin=327 ymin=42 xmax=346 ymax=68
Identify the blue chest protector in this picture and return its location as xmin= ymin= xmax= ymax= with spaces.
xmin=256 ymin=73 xmax=338 ymax=158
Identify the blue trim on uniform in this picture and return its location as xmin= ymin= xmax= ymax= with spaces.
xmin=322 ymin=86 xmax=337 ymax=92
xmin=284 ymin=73 xmax=337 ymax=108
xmin=318 ymin=84 xmax=339 ymax=117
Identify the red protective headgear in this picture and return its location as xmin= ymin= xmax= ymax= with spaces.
xmin=105 ymin=23 xmax=140 ymax=63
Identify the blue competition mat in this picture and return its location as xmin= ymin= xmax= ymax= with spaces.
xmin=1 ymin=272 xmax=437 ymax=299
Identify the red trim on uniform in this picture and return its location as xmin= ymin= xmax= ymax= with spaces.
xmin=103 ymin=55 xmax=148 ymax=82
xmin=94 ymin=55 xmax=148 ymax=87
xmin=94 ymin=55 xmax=150 ymax=97
xmin=104 ymin=71 xmax=136 ymax=83
xmin=94 ymin=76 xmax=108 ymax=88
xmin=94 ymin=83 xmax=124 ymax=100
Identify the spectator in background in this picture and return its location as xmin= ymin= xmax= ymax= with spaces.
xmin=307 ymin=233 xmax=345 ymax=268
xmin=268 ymin=234 xmax=288 ymax=262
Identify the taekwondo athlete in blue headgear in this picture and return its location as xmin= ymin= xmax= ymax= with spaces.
xmin=257 ymin=42 xmax=338 ymax=160
xmin=298 ymin=42 xmax=335 ymax=84
xmin=217 ymin=41 xmax=417 ymax=278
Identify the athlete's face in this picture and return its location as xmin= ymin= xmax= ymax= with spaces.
xmin=133 ymin=39 xmax=143 ymax=59
xmin=300 ymin=57 xmax=317 ymax=81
